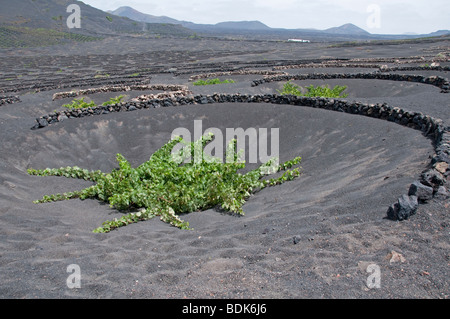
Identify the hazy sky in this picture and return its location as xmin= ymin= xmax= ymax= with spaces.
xmin=82 ymin=0 xmax=450 ymax=34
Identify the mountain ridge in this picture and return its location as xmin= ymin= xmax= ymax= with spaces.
xmin=110 ymin=5 xmax=449 ymax=40
xmin=111 ymin=6 xmax=369 ymax=35
xmin=0 ymin=0 xmax=448 ymax=48
xmin=107 ymin=6 xmax=180 ymax=25
xmin=325 ymin=23 xmax=370 ymax=35
xmin=0 ymin=0 xmax=195 ymax=36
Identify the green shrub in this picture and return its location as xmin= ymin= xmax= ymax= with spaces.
xmin=276 ymin=81 xmax=302 ymax=96
xmin=193 ymin=78 xmax=236 ymax=86
xmin=102 ymin=95 xmax=124 ymax=106
xmin=62 ymin=97 xmax=96 ymax=109
xmin=277 ymin=81 xmax=348 ymax=98
xmin=28 ymin=134 xmax=301 ymax=233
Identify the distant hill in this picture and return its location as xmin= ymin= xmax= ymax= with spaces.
xmin=109 ymin=6 xmax=180 ymax=25
xmin=0 ymin=0 xmax=195 ymax=48
xmin=427 ymin=30 xmax=450 ymax=37
xmin=110 ymin=5 xmax=370 ymax=39
xmin=324 ymin=23 xmax=370 ymax=35
xmin=0 ymin=0 xmax=142 ymax=34
xmin=1 ymin=1 xmax=447 ymax=48
xmin=111 ymin=6 xmax=271 ymax=32
xmin=108 ymin=6 xmax=401 ymax=41
xmin=214 ymin=21 xmax=271 ymax=31
xmin=109 ymin=5 xmax=450 ymax=42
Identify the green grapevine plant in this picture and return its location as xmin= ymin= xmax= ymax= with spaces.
xmin=193 ymin=78 xmax=236 ymax=86
xmin=277 ymin=81 xmax=349 ymax=98
xmin=28 ymin=134 xmax=301 ymax=233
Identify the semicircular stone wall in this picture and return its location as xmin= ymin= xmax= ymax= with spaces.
xmin=30 ymin=69 xmax=450 ymax=221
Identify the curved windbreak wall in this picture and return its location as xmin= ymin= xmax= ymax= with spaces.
xmin=21 ymin=102 xmax=432 ymax=228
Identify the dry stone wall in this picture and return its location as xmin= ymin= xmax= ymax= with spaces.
xmin=30 ymin=72 xmax=450 ymax=221
xmin=52 ymin=84 xmax=190 ymax=100
xmin=0 ymin=95 xmax=20 ymax=106
xmin=251 ymin=72 xmax=450 ymax=93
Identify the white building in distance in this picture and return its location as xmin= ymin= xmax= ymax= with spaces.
xmin=287 ymin=39 xmax=310 ymax=43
